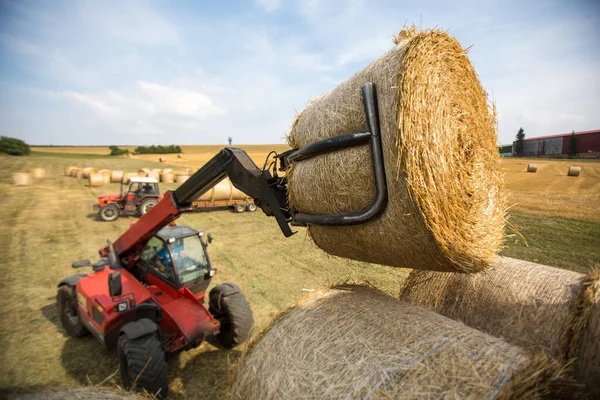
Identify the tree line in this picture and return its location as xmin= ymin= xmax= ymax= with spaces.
xmin=109 ymin=145 xmax=182 ymax=155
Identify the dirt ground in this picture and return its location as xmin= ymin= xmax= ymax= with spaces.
xmin=1 ymin=151 xmax=598 ymax=398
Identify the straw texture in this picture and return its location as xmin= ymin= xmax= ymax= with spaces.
xmin=568 ymin=166 xmax=581 ymax=177
xmin=12 ymin=173 xmax=32 ymax=186
xmin=287 ymin=28 xmax=503 ymax=273
xmin=399 ymin=257 xmax=600 ymax=394
xmin=82 ymin=167 xmax=98 ymax=179
xmin=527 ymin=164 xmax=538 ymax=173
xmin=111 ymin=170 xmax=124 ymax=183
xmin=231 ymin=286 xmax=564 ymax=400
xmin=99 ymin=170 xmax=111 ymax=184
xmin=88 ymin=174 xmax=104 ymax=187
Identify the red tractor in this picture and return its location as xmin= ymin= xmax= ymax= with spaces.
xmin=56 ymin=83 xmax=386 ymax=397
xmin=94 ymin=177 xmax=162 ymax=222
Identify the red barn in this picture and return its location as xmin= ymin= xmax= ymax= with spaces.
xmin=515 ymin=129 xmax=600 ymax=158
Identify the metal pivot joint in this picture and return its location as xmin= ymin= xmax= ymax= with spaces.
xmin=283 ymin=82 xmax=388 ymax=226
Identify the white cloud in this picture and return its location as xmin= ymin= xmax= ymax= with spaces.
xmin=256 ymin=0 xmax=281 ymax=12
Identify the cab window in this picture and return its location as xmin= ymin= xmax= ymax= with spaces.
xmin=140 ymin=237 xmax=175 ymax=282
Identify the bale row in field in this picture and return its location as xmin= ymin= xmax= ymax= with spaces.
xmin=286 ymin=28 xmax=504 ymax=273
xmin=399 ymin=257 xmax=600 ymax=395
xmin=231 ymin=286 xmax=569 ymax=399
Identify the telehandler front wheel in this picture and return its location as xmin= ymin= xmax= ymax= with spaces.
xmin=207 ymin=283 xmax=254 ymax=349
xmin=118 ymin=331 xmax=168 ymax=398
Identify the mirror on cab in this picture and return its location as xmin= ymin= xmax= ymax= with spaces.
xmin=108 ymin=272 xmax=122 ymax=297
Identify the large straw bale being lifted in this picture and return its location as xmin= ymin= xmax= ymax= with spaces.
xmin=231 ymin=286 xmax=568 ymax=400
xmin=287 ymin=28 xmax=503 ymax=273
xmin=399 ymin=257 xmax=600 ymax=394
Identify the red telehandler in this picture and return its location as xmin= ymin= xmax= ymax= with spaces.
xmin=56 ymin=83 xmax=387 ymax=397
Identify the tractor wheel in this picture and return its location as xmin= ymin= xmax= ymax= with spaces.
xmin=118 ymin=331 xmax=168 ymax=398
xmin=246 ymin=203 xmax=257 ymax=212
xmin=233 ymin=204 xmax=246 ymax=213
xmin=99 ymin=203 xmax=120 ymax=222
xmin=207 ymin=283 xmax=254 ymax=350
xmin=57 ymin=285 xmax=89 ymax=337
xmin=139 ymin=198 xmax=159 ymax=215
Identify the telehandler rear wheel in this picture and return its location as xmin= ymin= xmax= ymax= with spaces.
xmin=118 ymin=331 xmax=168 ymax=398
xmin=207 ymin=283 xmax=254 ymax=349
xmin=57 ymin=285 xmax=89 ymax=337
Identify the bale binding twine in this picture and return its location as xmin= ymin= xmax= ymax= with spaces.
xmin=12 ymin=172 xmax=32 ymax=186
xmin=231 ymin=285 xmax=568 ymax=399
xmin=399 ymin=257 xmax=600 ymax=395
xmin=527 ymin=164 xmax=538 ymax=173
xmin=568 ymin=166 xmax=581 ymax=177
xmin=287 ymin=28 xmax=504 ymax=273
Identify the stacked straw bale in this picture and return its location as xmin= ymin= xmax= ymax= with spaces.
xmin=82 ymin=167 xmax=98 ymax=179
xmin=399 ymin=257 xmax=600 ymax=394
xmin=232 ymin=286 xmax=568 ymax=399
xmin=527 ymin=164 xmax=538 ymax=173
xmin=111 ymin=170 xmax=124 ymax=183
xmin=12 ymin=173 xmax=32 ymax=186
xmin=568 ymin=166 xmax=581 ymax=177
xmin=29 ymin=168 xmax=46 ymax=178
xmin=287 ymin=28 xmax=504 ymax=273
xmin=74 ymin=169 xmax=84 ymax=179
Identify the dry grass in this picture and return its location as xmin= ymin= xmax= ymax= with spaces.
xmin=288 ymin=28 xmax=503 ymax=273
xmin=231 ymin=286 xmax=565 ymax=399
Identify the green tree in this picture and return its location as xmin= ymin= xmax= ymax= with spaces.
xmin=515 ymin=127 xmax=525 ymax=156
xmin=0 ymin=136 xmax=31 ymax=156
xmin=568 ymin=131 xmax=578 ymax=157
xmin=109 ymin=145 xmax=129 ymax=156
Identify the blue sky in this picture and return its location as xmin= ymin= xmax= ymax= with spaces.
xmin=0 ymin=0 xmax=598 ymax=146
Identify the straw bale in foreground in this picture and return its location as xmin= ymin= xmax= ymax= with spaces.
xmin=287 ymin=28 xmax=503 ymax=273
xmin=231 ymin=286 xmax=565 ymax=400
xmin=527 ymin=164 xmax=538 ymax=172
xmin=399 ymin=257 xmax=600 ymax=394
xmin=568 ymin=166 xmax=581 ymax=177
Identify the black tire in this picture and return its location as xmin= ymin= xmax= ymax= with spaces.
xmin=246 ymin=203 xmax=257 ymax=212
xmin=139 ymin=198 xmax=158 ymax=215
xmin=57 ymin=285 xmax=89 ymax=337
xmin=233 ymin=204 xmax=245 ymax=213
xmin=207 ymin=283 xmax=254 ymax=349
xmin=118 ymin=331 xmax=168 ymax=398
xmin=100 ymin=203 xmax=120 ymax=222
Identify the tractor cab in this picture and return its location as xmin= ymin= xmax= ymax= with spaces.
xmin=137 ymin=224 xmax=216 ymax=295
xmin=95 ymin=177 xmax=161 ymax=222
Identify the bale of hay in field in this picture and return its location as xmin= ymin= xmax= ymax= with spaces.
xmin=568 ymin=166 xmax=581 ymax=177
xmin=286 ymin=28 xmax=504 ymax=273
xmin=12 ymin=172 xmax=32 ymax=186
xmin=137 ymin=168 xmax=150 ymax=177
xmin=74 ymin=169 xmax=84 ymax=179
xmin=231 ymin=286 xmax=567 ymax=400
xmin=98 ymin=169 xmax=111 ymax=184
xmin=121 ymin=172 xmax=134 ymax=184
xmin=159 ymin=157 xmax=166 ymax=163
xmin=161 ymin=168 xmax=173 ymax=174
xmin=527 ymin=164 xmax=538 ymax=172
xmin=29 ymin=167 xmax=46 ymax=178
xmin=148 ymin=169 xmax=161 ymax=180
xmin=198 ymin=178 xmax=249 ymax=201
xmin=399 ymin=257 xmax=600 ymax=394
xmin=110 ymin=170 xmax=124 ymax=183
xmin=177 ymin=153 xmax=183 ymax=158
xmin=82 ymin=167 xmax=98 ymax=179
xmin=175 ymin=174 xmax=190 ymax=184
xmin=15 ymin=387 xmax=146 ymax=400
xmin=160 ymin=173 xmax=174 ymax=183
xmin=64 ymin=166 xmax=76 ymax=176
xmin=88 ymin=174 xmax=104 ymax=187
xmin=69 ymin=167 xmax=82 ymax=177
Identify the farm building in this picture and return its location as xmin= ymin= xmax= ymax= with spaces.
xmin=498 ymin=144 xmax=513 ymax=156
xmin=514 ymin=129 xmax=600 ymax=158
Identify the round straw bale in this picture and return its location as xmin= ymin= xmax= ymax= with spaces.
xmin=69 ymin=168 xmax=80 ymax=177
xmin=159 ymin=157 xmax=166 ymax=163
xmin=29 ymin=167 xmax=46 ymax=178
xmin=82 ymin=167 xmax=98 ymax=179
xmin=137 ymin=168 xmax=150 ymax=177
xmin=527 ymin=164 xmax=538 ymax=172
xmin=147 ymin=169 xmax=161 ymax=180
xmin=161 ymin=168 xmax=173 ymax=174
xmin=287 ymin=28 xmax=503 ymax=273
xmin=12 ymin=172 xmax=32 ymax=186
xmin=399 ymin=257 xmax=600 ymax=394
xmin=232 ymin=286 xmax=565 ymax=399
xmin=64 ymin=166 xmax=76 ymax=176
xmin=98 ymin=169 xmax=111 ymax=184
xmin=197 ymin=178 xmax=248 ymax=201
xmin=177 ymin=153 xmax=183 ymax=158
xmin=110 ymin=170 xmax=124 ymax=183
xmin=88 ymin=174 xmax=104 ymax=187
xmin=160 ymin=173 xmax=174 ymax=183
xmin=175 ymin=174 xmax=190 ymax=184
xmin=121 ymin=172 xmax=133 ymax=184
xmin=74 ymin=169 xmax=84 ymax=179
xmin=568 ymin=166 xmax=581 ymax=177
